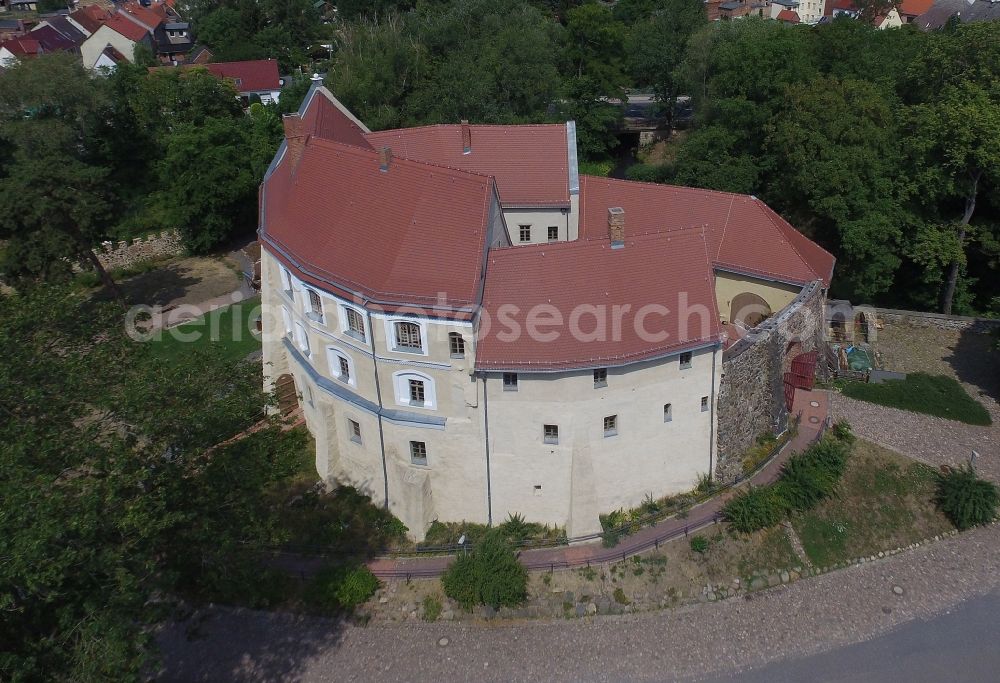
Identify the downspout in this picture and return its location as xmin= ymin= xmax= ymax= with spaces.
xmin=481 ymin=375 xmax=493 ymax=527
xmin=365 ymin=309 xmax=390 ymax=510
xmin=709 ymin=346 xmax=718 ymax=481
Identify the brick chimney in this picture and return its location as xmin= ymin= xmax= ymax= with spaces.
xmin=461 ymin=120 xmax=471 ymax=155
xmin=282 ymin=113 xmax=306 ymax=168
xmin=379 ymin=146 xmax=392 ymax=172
xmin=608 ymin=207 xmax=625 ymax=248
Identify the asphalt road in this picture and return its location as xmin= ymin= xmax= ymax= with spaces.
xmin=702 ymin=591 xmax=1000 ymax=683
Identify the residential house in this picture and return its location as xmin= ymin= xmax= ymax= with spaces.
xmin=204 ymin=59 xmax=283 ymax=105
xmin=79 ymin=13 xmax=153 ymax=70
xmin=898 ymin=0 xmax=935 ymax=22
xmin=0 ymin=22 xmax=80 ymax=67
xmin=914 ymin=0 xmax=1000 ymax=29
xmin=259 ymin=81 xmax=835 ymax=540
xmin=824 ymin=0 xmax=904 ymax=26
xmin=0 ymin=19 xmax=28 ymax=41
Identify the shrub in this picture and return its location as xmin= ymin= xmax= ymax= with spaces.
xmin=689 ymin=535 xmax=709 ymax=554
xmin=935 ymin=466 xmax=999 ymax=530
xmin=306 ymin=564 xmax=379 ymax=612
xmin=613 ymin=587 xmax=630 ymax=605
xmin=831 ymin=420 xmax=855 ymax=445
xmin=722 ymin=485 xmax=785 ymax=533
xmin=578 ymin=159 xmax=614 ymax=177
xmin=422 ymin=595 xmax=442 ymax=622
xmin=441 ymin=529 xmax=527 ymax=610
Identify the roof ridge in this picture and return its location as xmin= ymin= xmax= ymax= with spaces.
xmin=580 ymin=174 xmax=748 ymax=201
xmin=315 ymin=137 xmax=497 ymax=182
xmin=369 ymin=122 xmax=566 ymax=135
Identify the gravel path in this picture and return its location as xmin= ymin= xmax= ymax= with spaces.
xmin=831 ymin=393 xmax=1000 ymax=484
xmin=157 ymin=523 xmax=1000 ymax=683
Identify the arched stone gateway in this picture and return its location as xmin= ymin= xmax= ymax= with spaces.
xmin=730 ymin=292 xmax=772 ymax=328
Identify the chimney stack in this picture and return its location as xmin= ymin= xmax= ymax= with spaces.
xmin=282 ymin=113 xmax=306 ymax=168
xmin=608 ymin=207 xmax=625 ymax=248
xmin=379 ymin=146 xmax=392 ymax=172
xmin=461 ymin=120 xmax=471 ymax=155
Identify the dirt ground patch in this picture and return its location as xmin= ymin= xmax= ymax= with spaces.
xmin=117 ymin=255 xmax=243 ymax=308
xmin=637 ymin=129 xmax=689 ymax=165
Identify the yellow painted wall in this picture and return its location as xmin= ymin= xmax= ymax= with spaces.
xmin=714 ymin=271 xmax=802 ymax=325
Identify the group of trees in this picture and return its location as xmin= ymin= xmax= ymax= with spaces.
xmin=631 ymin=18 xmax=1000 ymax=315
xmin=0 ymin=54 xmax=283 ymax=288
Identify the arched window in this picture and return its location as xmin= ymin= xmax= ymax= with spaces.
xmin=326 ymin=347 xmax=355 ymax=387
xmin=394 ymin=321 xmax=423 ymax=351
xmin=393 ymin=370 xmax=436 ymax=409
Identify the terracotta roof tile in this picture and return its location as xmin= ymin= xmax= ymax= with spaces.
xmin=777 ymin=8 xmax=801 ymax=22
xmin=300 ymin=87 xmax=372 ymax=149
xmin=898 ymin=0 xmax=933 ymax=16
xmin=0 ymin=36 xmax=41 ymax=57
xmin=365 ymin=123 xmax=569 ymax=207
xmin=205 ymin=59 xmax=281 ymax=93
xmin=104 ymin=14 xmax=150 ymax=42
xmin=476 ymin=230 xmax=721 ymax=371
xmin=69 ymin=5 xmax=112 ymax=35
xmin=261 ymin=138 xmax=495 ymax=311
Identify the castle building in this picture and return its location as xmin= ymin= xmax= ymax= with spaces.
xmin=259 ymin=81 xmax=835 ymax=540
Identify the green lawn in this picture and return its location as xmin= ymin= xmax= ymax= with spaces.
xmin=842 ymin=372 xmax=992 ymax=426
xmin=151 ymin=297 xmax=262 ymax=364
xmin=792 ymin=440 xmax=954 ymax=567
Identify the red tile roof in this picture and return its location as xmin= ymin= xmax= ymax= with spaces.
xmin=118 ymin=2 xmax=167 ymax=31
xmin=104 ymin=14 xmax=150 ymax=42
xmin=777 ymin=8 xmax=801 ymax=22
xmin=898 ymin=0 xmax=933 ymax=16
xmin=205 ymin=59 xmax=281 ymax=94
xmin=262 ymin=138 xmax=496 ymax=312
xmin=301 ymin=87 xmax=372 ymax=149
xmin=578 ymin=176 xmax=834 ymax=287
xmin=476 ymin=230 xmax=721 ymax=371
xmin=365 ymin=123 xmax=569 ymax=208
xmin=1 ymin=37 xmax=41 ymax=57
xmin=69 ymin=5 xmax=112 ymax=35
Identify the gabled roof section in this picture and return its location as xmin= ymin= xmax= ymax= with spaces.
xmin=103 ymin=14 xmax=150 ymax=42
xmin=261 ymin=138 xmax=495 ymax=311
xmin=69 ymin=5 xmax=111 ymax=35
xmin=578 ymin=176 xmax=834 ymax=287
xmin=205 ymin=59 xmax=281 ymax=93
xmin=1 ymin=37 xmax=41 ymax=57
xmin=298 ymin=84 xmax=373 ymax=150
xmin=365 ymin=123 xmax=570 ymax=208
xmin=476 ymin=229 xmax=721 ymax=371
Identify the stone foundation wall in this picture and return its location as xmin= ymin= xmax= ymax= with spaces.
xmin=715 ymin=281 xmax=824 ymax=483
xmin=871 ymin=307 xmax=1000 ymax=333
xmin=92 ymin=230 xmax=184 ymax=271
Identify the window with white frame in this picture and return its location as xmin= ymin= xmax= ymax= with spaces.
xmin=281 ymin=267 xmax=294 ymax=296
xmin=547 ymin=226 xmax=558 ymax=241
xmin=343 ymin=306 xmax=366 ymax=342
xmin=519 ymin=225 xmax=531 ymax=242
xmin=392 ymin=320 xmax=423 ymax=352
xmin=410 ymin=440 xmax=427 ymax=465
xmin=503 ymin=372 xmax=518 ymax=391
xmin=603 ymin=414 xmax=618 ymax=437
xmin=679 ymin=351 xmax=692 ymax=369
xmin=701 ymin=396 xmax=709 ymax=412
xmin=281 ymin=306 xmax=292 ymax=337
xmin=348 ymin=418 xmax=362 ymax=444
xmin=664 ymin=403 xmax=673 ymax=422
xmin=448 ymin=332 xmax=465 ymax=358
xmin=393 ymin=371 xmax=436 ymax=409
xmin=326 ymin=347 xmax=355 ymax=386
xmin=294 ymin=322 xmax=310 ymax=355
xmin=306 ymin=288 xmax=324 ymax=323
xmin=543 ymin=424 xmax=559 ymax=445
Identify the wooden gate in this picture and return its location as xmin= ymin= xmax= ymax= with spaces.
xmin=275 ymin=373 xmax=299 ymax=418
xmin=783 ymin=351 xmax=818 ymax=410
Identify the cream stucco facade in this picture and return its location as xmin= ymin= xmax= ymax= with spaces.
xmin=715 ymin=271 xmax=802 ymax=326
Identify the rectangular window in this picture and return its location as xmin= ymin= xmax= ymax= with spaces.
xmin=603 ymin=414 xmax=618 ymax=437
xmin=294 ymin=322 xmax=310 ymax=355
xmin=547 ymin=226 xmax=558 ymax=241
xmin=664 ymin=403 xmax=672 ymax=422
xmin=519 ymin=225 xmax=531 ymax=242
xmin=305 ymin=384 xmax=314 ymax=407
xmin=701 ymin=396 xmax=709 ymax=412
xmin=503 ymin=373 xmax=518 ymax=391
xmin=449 ymin=332 xmax=465 ymax=358
xmin=282 ymin=267 xmax=294 ymax=295
xmin=543 ymin=424 xmax=559 ymax=445
xmin=410 ymin=440 xmax=427 ymax=465
xmin=338 ymin=356 xmax=350 ymax=382
xmin=408 ymin=379 xmax=425 ymax=405
xmin=348 ymin=419 xmax=362 ymax=444
xmin=345 ymin=307 xmax=365 ymax=341
xmin=593 ymin=368 xmax=607 ymax=388
xmin=306 ymin=289 xmax=323 ymax=322
xmin=679 ymin=352 xmax=692 ymax=369
xmin=394 ymin=321 xmax=422 ymax=351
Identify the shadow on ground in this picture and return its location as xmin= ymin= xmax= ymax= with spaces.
xmin=948 ymin=328 xmax=1000 ymax=405
xmin=156 ymin=606 xmax=348 ymax=682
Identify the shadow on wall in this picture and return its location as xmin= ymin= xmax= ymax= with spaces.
xmin=155 ymin=605 xmax=347 ymax=682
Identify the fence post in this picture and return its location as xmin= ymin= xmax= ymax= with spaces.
xmin=685 ymin=524 xmax=689 ymax=537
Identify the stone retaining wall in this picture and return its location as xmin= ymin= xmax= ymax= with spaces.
xmin=715 ymin=281 xmax=825 ymax=482
xmin=870 ymin=306 xmax=1000 ymax=333
xmin=92 ymin=230 xmax=184 ymax=270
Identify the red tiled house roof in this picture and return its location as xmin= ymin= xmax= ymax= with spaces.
xmin=898 ymin=0 xmax=933 ymax=17
xmin=69 ymin=5 xmax=112 ymax=35
xmin=104 ymin=14 xmax=151 ymax=42
xmin=1 ymin=37 xmax=42 ymax=57
xmin=205 ymin=59 xmax=281 ymax=94
xmin=365 ymin=123 xmax=570 ymax=208
xmin=476 ymin=230 xmax=721 ymax=371
xmin=300 ymin=86 xmax=373 ymax=149
xmin=262 ymin=137 xmax=497 ymax=314
xmin=777 ymin=8 xmax=801 ymax=22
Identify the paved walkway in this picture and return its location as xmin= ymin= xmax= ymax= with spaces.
xmin=156 ymin=520 xmax=1000 ymax=683
xmin=362 ymin=389 xmax=829 ymax=578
